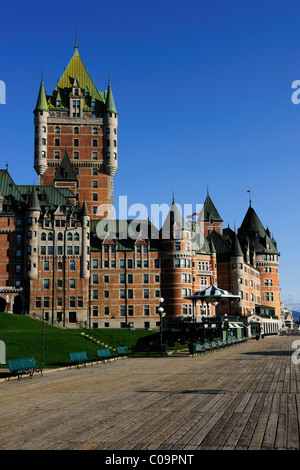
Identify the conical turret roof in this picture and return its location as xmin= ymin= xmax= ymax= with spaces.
xmin=28 ymin=186 xmax=41 ymax=212
xmin=35 ymin=78 xmax=49 ymax=112
xmin=105 ymin=80 xmax=117 ymax=114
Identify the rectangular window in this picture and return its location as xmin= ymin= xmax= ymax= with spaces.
xmin=144 ymin=289 xmax=149 ymax=299
xmin=70 ymin=279 xmax=75 ymax=289
xmin=128 ymin=289 xmax=133 ymax=299
xmin=44 ymin=261 xmax=49 ymax=271
xmin=92 ymin=290 xmax=98 ymax=299
xmin=74 ymin=139 xmax=79 ymax=147
xmin=92 ymin=259 xmax=98 ymax=269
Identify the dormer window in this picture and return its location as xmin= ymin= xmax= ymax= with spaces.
xmin=56 ymin=100 xmax=61 ymax=107
xmin=75 ymin=89 xmax=79 ymax=96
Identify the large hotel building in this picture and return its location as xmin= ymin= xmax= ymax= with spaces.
xmin=0 ymin=43 xmax=281 ymax=331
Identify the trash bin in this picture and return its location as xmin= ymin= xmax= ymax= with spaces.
xmin=189 ymin=343 xmax=196 ymax=355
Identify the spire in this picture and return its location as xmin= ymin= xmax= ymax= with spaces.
xmin=203 ymin=193 xmax=222 ymax=222
xmin=28 ymin=186 xmax=41 ymax=212
xmin=106 ymin=78 xmax=117 ymax=114
xmin=74 ymin=27 xmax=79 ymax=57
xmin=81 ymin=199 xmax=89 ymax=217
xmin=230 ymin=232 xmax=243 ymax=258
xmin=35 ymin=75 xmax=49 ymax=112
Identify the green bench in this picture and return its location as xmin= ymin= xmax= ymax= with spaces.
xmin=204 ymin=342 xmax=213 ymax=352
xmin=195 ymin=344 xmax=205 ymax=355
xmin=117 ymin=346 xmax=130 ymax=357
xmin=211 ymin=341 xmax=221 ymax=351
xmin=69 ymin=351 xmax=93 ymax=368
xmin=97 ymin=348 xmax=112 ymax=361
xmin=7 ymin=357 xmax=42 ymax=381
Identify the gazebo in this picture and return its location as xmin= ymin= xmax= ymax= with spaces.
xmin=184 ymin=284 xmax=240 ymax=321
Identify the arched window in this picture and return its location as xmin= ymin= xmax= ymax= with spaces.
xmin=67 ymin=233 xmax=73 ymax=241
xmin=74 ymin=232 xmax=79 ymax=241
xmin=48 ymin=233 xmax=53 ymax=241
xmin=74 ymin=127 xmax=79 ymax=134
xmin=58 ymin=233 xmax=63 ymax=241
xmin=41 ymin=232 xmax=46 ymax=240
xmin=55 ymin=126 xmax=60 ymax=134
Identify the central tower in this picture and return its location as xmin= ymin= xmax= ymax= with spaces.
xmin=33 ymin=42 xmax=118 ymax=217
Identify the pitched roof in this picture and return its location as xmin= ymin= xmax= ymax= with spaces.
xmin=54 ymin=151 xmax=77 ymax=181
xmin=51 ymin=45 xmax=103 ymax=105
xmin=203 ymin=194 xmax=222 ymax=222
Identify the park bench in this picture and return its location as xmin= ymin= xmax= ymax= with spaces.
xmin=204 ymin=342 xmax=213 ymax=353
xmin=211 ymin=341 xmax=220 ymax=350
xmin=195 ymin=343 xmax=205 ymax=355
xmin=69 ymin=351 xmax=93 ymax=368
xmin=97 ymin=348 xmax=112 ymax=362
xmin=7 ymin=357 xmax=42 ymax=381
xmin=117 ymin=346 xmax=130 ymax=358
xmin=217 ymin=340 xmax=226 ymax=348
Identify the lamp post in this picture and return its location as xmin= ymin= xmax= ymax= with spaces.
xmin=222 ymin=313 xmax=229 ymax=341
xmin=157 ymin=297 xmax=165 ymax=354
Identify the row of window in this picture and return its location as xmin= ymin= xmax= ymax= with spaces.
xmin=91 ymin=289 xmax=161 ymax=300
xmin=52 ymin=150 xmax=117 ymax=160
xmin=36 ymin=296 xmax=83 ymax=308
xmin=41 ymin=232 xmax=80 ymax=241
xmin=92 ymin=305 xmax=160 ymax=317
xmin=92 ymin=273 xmax=160 ymax=284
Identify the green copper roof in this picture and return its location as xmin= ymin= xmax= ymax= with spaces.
xmin=0 ymin=170 xmax=23 ymax=203
xmin=50 ymin=45 xmax=103 ymax=106
xmin=28 ymin=186 xmax=41 ymax=212
xmin=35 ymin=79 xmax=49 ymax=112
xmin=105 ymin=81 xmax=117 ymax=113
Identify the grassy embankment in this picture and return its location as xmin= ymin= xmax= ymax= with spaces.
xmin=0 ymin=312 xmax=162 ymax=368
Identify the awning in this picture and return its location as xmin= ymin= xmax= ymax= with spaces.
xmin=229 ymin=323 xmax=244 ymax=329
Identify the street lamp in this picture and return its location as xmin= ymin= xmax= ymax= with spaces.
xmin=157 ymin=297 xmax=165 ymax=354
xmin=222 ymin=313 xmax=229 ymax=341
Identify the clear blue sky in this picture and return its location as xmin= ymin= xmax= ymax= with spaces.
xmin=0 ymin=0 xmax=299 ymax=311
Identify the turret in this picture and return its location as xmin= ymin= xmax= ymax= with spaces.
xmin=34 ymin=76 xmax=49 ymax=184
xmin=103 ymin=79 xmax=118 ymax=185
xmin=81 ymin=200 xmax=90 ymax=279
xmin=24 ymin=187 xmax=41 ymax=280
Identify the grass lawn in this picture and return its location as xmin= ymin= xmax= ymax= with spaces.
xmin=0 ymin=313 xmax=165 ymax=368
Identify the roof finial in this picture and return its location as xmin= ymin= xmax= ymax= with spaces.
xmin=247 ymin=188 xmax=252 ymax=206
xmin=172 ymin=189 xmax=175 ymax=205
xmin=75 ymin=26 xmax=78 ymax=48
xmin=207 ymin=186 xmax=209 ymax=196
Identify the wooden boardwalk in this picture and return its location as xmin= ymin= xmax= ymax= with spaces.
xmin=1 ymin=335 xmax=300 ymax=451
